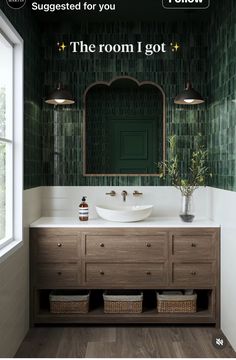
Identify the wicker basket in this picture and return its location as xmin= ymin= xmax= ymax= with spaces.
xmin=157 ymin=292 xmax=197 ymax=313
xmin=103 ymin=291 xmax=143 ymax=314
xmin=49 ymin=291 xmax=90 ymax=314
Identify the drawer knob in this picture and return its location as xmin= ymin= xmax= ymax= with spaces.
xmin=100 ymin=271 xmax=105 ymax=275
xmin=146 ymin=243 xmax=151 ymax=248
xmin=100 ymin=243 xmax=105 ymax=248
xmin=191 ymin=271 xmax=197 ymax=276
xmin=146 ymin=271 xmax=151 ymax=275
xmin=191 ymin=243 xmax=197 ymax=247
xmin=57 ymin=243 xmax=62 ymax=247
xmin=57 ymin=271 xmax=62 ymax=276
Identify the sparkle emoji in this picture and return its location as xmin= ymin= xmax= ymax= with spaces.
xmin=171 ymin=42 xmax=180 ymax=52
xmin=57 ymin=42 xmax=67 ymax=52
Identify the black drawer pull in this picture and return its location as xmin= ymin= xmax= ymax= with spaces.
xmin=100 ymin=271 xmax=105 ymax=275
xmin=57 ymin=271 xmax=62 ymax=276
xmin=146 ymin=243 xmax=151 ymax=248
xmin=100 ymin=243 xmax=105 ymax=247
xmin=191 ymin=271 xmax=197 ymax=276
xmin=146 ymin=271 xmax=151 ymax=275
xmin=191 ymin=243 xmax=197 ymax=247
xmin=57 ymin=243 xmax=62 ymax=247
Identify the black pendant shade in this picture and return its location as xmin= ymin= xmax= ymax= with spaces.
xmin=45 ymin=83 xmax=75 ymax=105
xmin=174 ymin=82 xmax=205 ymax=105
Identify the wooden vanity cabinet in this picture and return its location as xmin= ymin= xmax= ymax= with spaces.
xmin=30 ymin=227 xmax=220 ymax=326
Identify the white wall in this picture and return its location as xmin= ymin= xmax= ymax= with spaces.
xmin=0 ymin=187 xmax=41 ymax=358
xmin=42 ymin=186 xmax=211 ymax=220
xmin=209 ymin=187 xmax=236 ymax=351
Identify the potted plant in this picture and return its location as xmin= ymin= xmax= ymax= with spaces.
xmin=159 ymin=135 xmax=211 ymax=222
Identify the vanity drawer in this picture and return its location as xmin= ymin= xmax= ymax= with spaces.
xmin=34 ymin=236 xmax=79 ymax=263
xmin=84 ymin=262 xmax=167 ymax=286
xmin=36 ymin=264 xmax=80 ymax=288
xmin=171 ymin=262 xmax=215 ymax=286
xmin=171 ymin=232 xmax=217 ymax=259
xmin=84 ymin=233 xmax=167 ymax=260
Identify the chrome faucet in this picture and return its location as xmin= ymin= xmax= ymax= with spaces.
xmin=121 ymin=190 xmax=128 ymax=202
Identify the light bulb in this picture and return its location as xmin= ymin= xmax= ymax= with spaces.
xmin=55 ymin=99 xmax=66 ymax=104
xmin=184 ymin=99 xmax=194 ymax=104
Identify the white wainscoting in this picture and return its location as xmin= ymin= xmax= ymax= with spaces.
xmin=0 ymin=187 xmax=42 ymax=357
xmin=42 ymin=186 xmax=211 ymax=220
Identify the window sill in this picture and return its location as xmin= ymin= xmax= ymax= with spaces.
xmin=0 ymin=239 xmax=23 ymax=264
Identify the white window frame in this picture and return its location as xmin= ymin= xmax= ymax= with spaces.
xmin=0 ymin=10 xmax=23 ymax=262
xmin=0 ymin=31 xmax=13 ymax=249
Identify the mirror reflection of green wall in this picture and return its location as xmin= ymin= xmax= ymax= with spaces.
xmin=84 ymin=77 xmax=166 ymax=176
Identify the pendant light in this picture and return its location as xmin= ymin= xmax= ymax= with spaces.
xmin=174 ymin=82 xmax=205 ymax=105
xmin=45 ymin=83 xmax=75 ymax=105
xmin=174 ymin=27 xmax=205 ymax=106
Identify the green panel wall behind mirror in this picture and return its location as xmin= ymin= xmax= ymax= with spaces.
xmin=85 ymin=78 xmax=164 ymax=175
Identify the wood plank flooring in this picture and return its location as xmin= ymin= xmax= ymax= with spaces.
xmin=15 ymin=326 xmax=236 ymax=358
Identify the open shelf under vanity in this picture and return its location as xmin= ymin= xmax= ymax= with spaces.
xmin=33 ymin=288 xmax=216 ymax=325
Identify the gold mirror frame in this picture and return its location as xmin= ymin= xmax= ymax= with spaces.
xmin=83 ymin=76 xmax=166 ymax=176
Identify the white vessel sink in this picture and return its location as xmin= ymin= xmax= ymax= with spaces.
xmin=96 ymin=205 xmax=153 ymax=222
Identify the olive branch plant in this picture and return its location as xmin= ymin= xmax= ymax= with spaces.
xmin=158 ymin=135 xmax=212 ymax=197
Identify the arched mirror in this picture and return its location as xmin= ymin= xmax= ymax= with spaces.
xmin=83 ymin=76 xmax=166 ymax=176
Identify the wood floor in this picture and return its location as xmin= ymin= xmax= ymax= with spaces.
xmin=15 ymin=326 xmax=236 ymax=358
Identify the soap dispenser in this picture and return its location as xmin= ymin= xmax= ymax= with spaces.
xmin=79 ymin=196 xmax=89 ymax=221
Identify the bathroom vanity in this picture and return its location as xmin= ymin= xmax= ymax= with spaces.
xmin=30 ymin=218 xmax=220 ymax=326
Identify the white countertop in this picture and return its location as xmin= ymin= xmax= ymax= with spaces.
xmin=30 ymin=217 xmax=220 ymax=228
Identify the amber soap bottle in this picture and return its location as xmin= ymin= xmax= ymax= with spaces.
xmin=79 ymin=196 xmax=89 ymax=221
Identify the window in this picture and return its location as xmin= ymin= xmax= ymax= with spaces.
xmin=0 ymin=10 xmax=23 ymax=259
xmin=0 ymin=32 xmax=13 ymax=247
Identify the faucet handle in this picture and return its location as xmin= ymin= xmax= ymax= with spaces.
xmin=106 ymin=190 xmax=116 ymax=197
xmin=121 ymin=190 xmax=128 ymax=202
xmin=133 ymin=190 xmax=143 ymax=196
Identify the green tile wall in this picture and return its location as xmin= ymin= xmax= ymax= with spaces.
xmin=6 ymin=5 xmax=235 ymax=190
xmin=42 ymin=21 xmax=208 ymax=186
xmin=86 ymin=84 xmax=163 ymax=174
xmin=0 ymin=4 xmax=42 ymax=189
xmin=207 ymin=0 xmax=236 ymax=191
